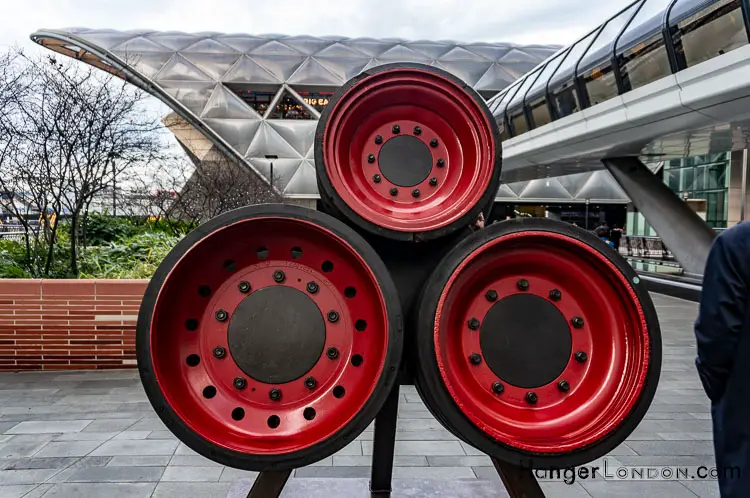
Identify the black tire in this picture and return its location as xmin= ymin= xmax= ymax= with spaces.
xmin=414 ymin=217 xmax=662 ymax=469
xmin=137 ymin=204 xmax=403 ymax=471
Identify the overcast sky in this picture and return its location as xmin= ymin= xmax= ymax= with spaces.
xmin=3 ymin=0 xmax=634 ymax=50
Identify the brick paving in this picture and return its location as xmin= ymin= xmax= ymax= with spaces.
xmin=0 ymin=294 xmax=720 ymax=497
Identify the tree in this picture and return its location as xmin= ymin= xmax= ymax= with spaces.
xmin=0 ymin=48 xmax=167 ymax=276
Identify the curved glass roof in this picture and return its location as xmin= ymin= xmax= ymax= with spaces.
xmin=490 ymin=0 xmax=750 ymax=138
xmin=31 ymin=28 xmax=557 ymax=198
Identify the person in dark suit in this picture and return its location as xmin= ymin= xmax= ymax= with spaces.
xmin=694 ymin=221 xmax=750 ymax=497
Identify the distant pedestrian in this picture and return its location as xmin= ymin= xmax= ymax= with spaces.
xmin=472 ymin=212 xmax=486 ymax=231
xmin=595 ymin=225 xmax=614 ymax=248
xmin=694 ymin=221 xmax=750 ymax=498
xmin=610 ymin=224 xmax=623 ymax=250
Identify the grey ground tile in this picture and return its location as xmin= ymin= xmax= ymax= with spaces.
xmin=112 ymin=431 xmax=151 ymax=440
xmin=52 ymin=432 xmax=118 ymax=442
xmin=0 ymin=468 xmax=57 ymax=485
xmin=393 ymin=431 xmax=459 ymax=441
xmin=160 ymin=466 xmax=223 ymax=482
xmin=168 ymin=455 xmax=223 ymax=467
xmin=539 ymin=481 xmax=594 ymax=498
xmin=5 ymin=421 xmax=91 ymax=435
xmin=18 ymin=484 xmax=53 ymax=498
xmin=0 ymin=436 xmax=11 ymax=444
xmin=90 ymin=439 xmax=178 ymax=457
xmin=126 ymin=418 xmax=167 ymax=432
xmin=146 ymin=431 xmax=176 ymax=440
xmin=580 ymin=480 xmax=698 ymax=497
xmin=362 ymin=440 xmax=465 ymax=456
xmin=613 ymin=455 xmax=714 ymax=466
xmin=65 ymin=465 xmax=164 ymax=483
xmin=218 ymin=467 xmax=258 ymax=482
xmin=173 ymin=443 xmax=199 ymax=456
xmin=293 ymin=466 xmax=371 ymax=478
xmin=107 ymin=455 xmax=171 ymax=467
xmin=427 ymin=455 xmax=492 ymax=467
xmin=332 ymin=441 xmax=362 ymax=456
xmin=33 ymin=441 xmax=103 ymax=458
xmin=301 ymin=457 xmax=332 ymax=467
xmin=81 ymin=419 xmax=138 ymax=433
xmin=0 ymin=485 xmax=35 ymax=498
xmin=627 ymin=440 xmax=715 ymax=456
xmin=152 ymin=482 xmax=233 ymax=498
xmin=657 ymin=432 xmax=695 ymax=441
xmin=332 ymin=455 xmax=427 ymax=467
xmin=0 ymin=423 xmax=18 ymax=434
xmin=682 ymin=480 xmax=721 ymax=498
xmin=70 ymin=456 xmax=111 ymax=468
xmin=391 ymin=466 xmax=476 ymax=479
xmin=0 ymin=457 xmax=76 ymax=470
xmin=41 ymin=482 xmax=157 ymax=497
xmin=460 ymin=442 xmax=485 ymax=456
xmin=0 ymin=439 xmax=53 ymax=459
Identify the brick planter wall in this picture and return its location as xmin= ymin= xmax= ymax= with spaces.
xmin=0 ymin=279 xmax=148 ymax=371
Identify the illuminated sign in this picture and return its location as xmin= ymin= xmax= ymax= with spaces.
xmin=304 ymin=97 xmax=329 ymax=107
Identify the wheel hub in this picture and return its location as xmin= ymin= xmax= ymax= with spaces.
xmin=227 ymin=286 xmax=326 ymax=385
xmin=480 ymin=293 xmax=571 ymax=389
xmin=378 ymin=135 xmax=433 ymax=187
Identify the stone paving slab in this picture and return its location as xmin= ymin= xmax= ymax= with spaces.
xmin=0 ymin=294 xmax=724 ymax=496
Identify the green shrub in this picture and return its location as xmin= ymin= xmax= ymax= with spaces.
xmin=78 ymin=231 xmax=182 ymax=279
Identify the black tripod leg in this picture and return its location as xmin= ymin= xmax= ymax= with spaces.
xmin=246 ymin=469 xmax=293 ymax=498
xmin=369 ymin=384 xmax=400 ymax=495
xmin=491 ymin=458 xmax=546 ymax=498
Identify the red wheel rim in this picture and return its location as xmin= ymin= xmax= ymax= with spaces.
xmin=434 ymin=230 xmax=651 ymax=453
xmin=321 ymin=65 xmax=498 ymax=234
xmin=149 ymin=216 xmax=390 ymax=455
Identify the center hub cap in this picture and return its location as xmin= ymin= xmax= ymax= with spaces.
xmin=378 ymin=135 xmax=433 ymax=187
xmin=480 ymin=293 xmax=571 ymax=388
xmin=227 ymin=286 xmax=326 ymax=384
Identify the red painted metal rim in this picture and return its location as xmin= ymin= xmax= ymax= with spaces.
xmin=149 ymin=216 xmax=389 ymax=455
xmin=433 ymin=231 xmax=650 ymax=453
xmin=322 ymin=67 xmax=497 ymax=233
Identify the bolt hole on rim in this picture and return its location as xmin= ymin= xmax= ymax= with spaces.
xmin=415 ymin=218 xmax=661 ymax=468
xmin=136 ymin=204 xmax=402 ymax=471
xmin=315 ymin=63 xmax=502 ymax=241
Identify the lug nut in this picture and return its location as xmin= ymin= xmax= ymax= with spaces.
xmin=485 ymin=290 xmax=498 ymax=302
xmin=526 ymin=392 xmax=538 ymax=404
xmin=327 ymin=347 xmax=339 ymax=360
xmin=215 ymin=309 xmax=228 ymax=322
xmin=575 ymin=351 xmax=588 ymax=363
xmin=429 ymin=177 xmax=438 ymax=186
xmin=412 ymin=189 xmax=420 ymax=198
xmin=233 ymin=377 xmax=247 ymax=390
xmin=327 ymin=310 xmax=339 ymax=323
xmin=492 ymin=381 xmax=504 ymax=395
xmin=517 ymin=279 xmax=530 ymax=291
xmin=367 ymin=154 xmax=376 ymax=163
xmin=571 ymin=316 xmax=584 ymax=329
xmin=467 ymin=317 xmax=480 ymax=330
xmin=392 ymin=124 xmax=400 ymax=134
xmin=549 ymin=289 xmax=562 ymax=301
xmin=469 ymin=353 xmax=482 ymax=365
xmin=375 ymin=135 xmax=383 ymax=144
xmin=273 ymin=270 xmax=285 ymax=283
xmin=436 ymin=158 xmax=445 ymax=167
xmin=238 ymin=281 xmax=251 ymax=293
xmin=306 ymin=281 xmax=319 ymax=294
xmin=373 ymin=174 xmax=382 ymax=183
xmin=269 ymin=388 xmax=282 ymax=401
xmin=413 ymin=126 xmax=422 ymax=135
xmin=430 ymin=138 xmax=439 ymax=148
xmin=304 ymin=376 xmax=317 ymax=390
xmin=558 ymin=380 xmax=570 ymax=392
xmin=213 ymin=346 xmax=226 ymax=359
xmin=390 ymin=187 xmax=398 ymax=196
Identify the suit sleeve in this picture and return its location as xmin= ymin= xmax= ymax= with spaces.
xmin=694 ymin=231 xmax=748 ymax=402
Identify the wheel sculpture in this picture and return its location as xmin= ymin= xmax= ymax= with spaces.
xmin=414 ymin=218 xmax=661 ymax=469
xmin=315 ymin=62 xmax=502 ymax=242
xmin=137 ymin=204 xmax=402 ymax=471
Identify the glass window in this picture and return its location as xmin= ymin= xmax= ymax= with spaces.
xmin=547 ymin=30 xmax=599 ymax=117
xmin=618 ymin=34 xmax=672 ymax=90
xmin=579 ymin=1 xmax=642 ymax=73
xmin=507 ymin=66 xmax=546 ymax=109
xmin=524 ymin=51 xmax=568 ymax=104
xmin=528 ymin=97 xmax=552 ymax=128
xmin=670 ymin=0 xmax=747 ymax=68
xmin=229 ymin=87 xmax=276 ymax=115
xmin=618 ymin=0 xmax=674 ymax=51
xmin=510 ymin=109 xmax=529 ymax=136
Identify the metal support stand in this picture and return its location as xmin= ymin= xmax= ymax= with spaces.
xmin=603 ymin=157 xmax=715 ymax=276
xmin=492 ymin=458 xmax=546 ymax=498
xmin=246 ymin=469 xmax=292 ymax=498
xmin=369 ymin=384 xmax=400 ymax=495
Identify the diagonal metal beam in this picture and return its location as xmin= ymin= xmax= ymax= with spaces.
xmin=602 ymin=157 xmax=715 ymax=276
